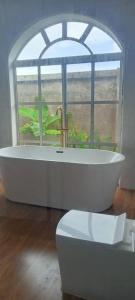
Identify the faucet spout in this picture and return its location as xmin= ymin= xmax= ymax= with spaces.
xmin=56 ymin=106 xmax=68 ymax=148
xmin=56 ymin=106 xmax=64 ymax=128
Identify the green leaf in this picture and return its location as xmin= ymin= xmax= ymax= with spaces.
xmin=19 ymin=107 xmax=38 ymax=121
xmin=30 ymin=122 xmax=40 ymax=137
xmin=19 ymin=123 xmax=33 ymax=134
xmin=46 ymin=129 xmax=61 ymax=136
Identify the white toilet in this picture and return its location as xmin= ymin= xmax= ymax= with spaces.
xmin=56 ymin=210 xmax=135 ymax=300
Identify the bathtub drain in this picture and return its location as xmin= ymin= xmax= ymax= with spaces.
xmin=56 ymin=150 xmax=64 ymax=153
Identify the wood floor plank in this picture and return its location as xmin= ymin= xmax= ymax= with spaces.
xmin=0 ymin=184 xmax=134 ymax=299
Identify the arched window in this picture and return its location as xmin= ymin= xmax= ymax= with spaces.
xmin=14 ymin=20 xmax=122 ymax=150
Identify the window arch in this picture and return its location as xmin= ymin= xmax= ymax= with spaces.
xmin=14 ymin=20 xmax=122 ymax=150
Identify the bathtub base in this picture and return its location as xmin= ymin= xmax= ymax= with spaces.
xmin=1 ymin=158 xmax=118 ymax=212
xmin=7 ymin=197 xmax=113 ymax=213
xmin=0 ymin=146 xmax=124 ymax=213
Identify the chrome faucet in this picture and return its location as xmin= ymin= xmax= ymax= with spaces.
xmin=56 ymin=106 xmax=68 ymax=148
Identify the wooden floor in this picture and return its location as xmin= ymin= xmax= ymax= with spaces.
xmin=0 ymin=182 xmax=135 ymax=300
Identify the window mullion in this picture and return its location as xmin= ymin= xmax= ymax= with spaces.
xmin=80 ymin=24 xmax=93 ymax=43
xmin=62 ymin=63 xmax=68 ymax=146
xmin=15 ymin=53 xmax=121 ymax=68
xmin=62 ymin=63 xmax=67 ymax=127
xmin=38 ymin=65 xmax=43 ymax=145
xmin=91 ymin=60 xmax=95 ymax=145
xmin=14 ymin=67 xmax=20 ymax=145
xmin=41 ymin=29 xmax=50 ymax=46
xmin=62 ymin=21 xmax=67 ymax=39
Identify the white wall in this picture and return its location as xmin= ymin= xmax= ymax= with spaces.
xmin=0 ymin=0 xmax=134 ymax=188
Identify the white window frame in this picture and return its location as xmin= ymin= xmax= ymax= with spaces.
xmin=14 ymin=21 xmax=123 ymax=149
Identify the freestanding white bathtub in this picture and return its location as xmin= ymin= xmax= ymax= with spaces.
xmin=0 ymin=146 xmax=125 ymax=212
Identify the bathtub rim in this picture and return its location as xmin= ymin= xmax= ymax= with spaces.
xmin=0 ymin=145 xmax=125 ymax=166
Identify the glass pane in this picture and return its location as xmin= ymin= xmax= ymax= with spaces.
xmin=45 ymin=23 xmax=62 ymax=42
xmin=18 ymin=105 xmax=40 ymax=145
xmin=17 ymin=33 xmax=45 ymax=60
xmin=42 ymin=104 xmax=61 ymax=147
xmin=94 ymin=104 xmax=119 ymax=144
xmin=42 ymin=40 xmax=89 ymax=59
xmin=85 ymin=27 xmax=121 ymax=54
xmin=95 ymin=61 xmax=120 ymax=101
xmin=67 ymin=22 xmax=88 ymax=39
xmin=41 ymin=65 xmax=62 ymax=102
xmin=67 ymin=104 xmax=91 ymax=147
xmin=16 ymin=67 xmax=38 ymax=103
xmin=67 ymin=63 xmax=91 ymax=102
xmin=99 ymin=145 xmax=117 ymax=152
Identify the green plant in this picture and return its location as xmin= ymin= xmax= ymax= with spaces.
xmin=68 ymin=128 xmax=89 ymax=148
xmin=19 ymin=105 xmax=61 ymax=137
xmin=19 ymin=104 xmax=114 ymax=151
xmin=68 ymin=128 xmax=113 ymax=149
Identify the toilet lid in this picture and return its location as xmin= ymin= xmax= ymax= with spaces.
xmin=56 ymin=210 xmax=126 ymax=245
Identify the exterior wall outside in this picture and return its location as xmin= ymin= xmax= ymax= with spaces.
xmin=17 ymin=69 xmax=119 ymax=144
xmin=0 ymin=0 xmax=134 ymax=187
